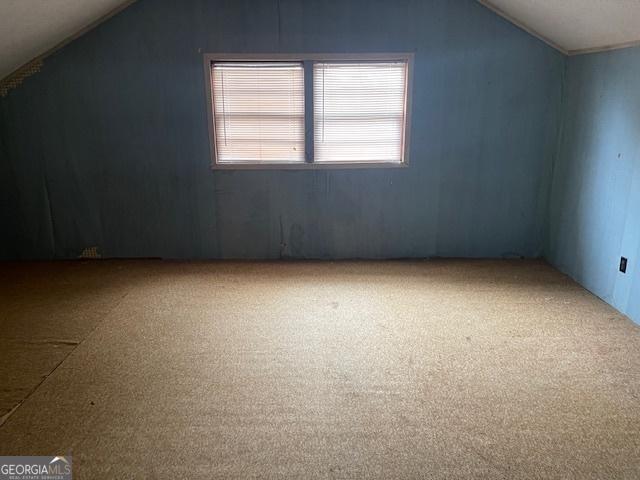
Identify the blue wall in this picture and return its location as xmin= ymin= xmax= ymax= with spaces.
xmin=547 ymin=46 xmax=640 ymax=324
xmin=0 ymin=0 xmax=564 ymax=260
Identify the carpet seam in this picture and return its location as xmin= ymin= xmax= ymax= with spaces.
xmin=0 ymin=291 xmax=130 ymax=428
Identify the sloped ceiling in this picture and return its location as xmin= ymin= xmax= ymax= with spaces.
xmin=480 ymin=0 xmax=640 ymax=54
xmin=0 ymin=0 xmax=133 ymax=79
xmin=1 ymin=0 xmax=640 ymax=80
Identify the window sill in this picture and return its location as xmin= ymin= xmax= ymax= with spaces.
xmin=211 ymin=162 xmax=408 ymax=171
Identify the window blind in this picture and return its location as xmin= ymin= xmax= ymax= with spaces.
xmin=313 ymin=62 xmax=408 ymax=163
xmin=211 ymin=62 xmax=305 ymax=163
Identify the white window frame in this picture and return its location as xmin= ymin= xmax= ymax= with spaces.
xmin=203 ymin=53 xmax=414 ymax=170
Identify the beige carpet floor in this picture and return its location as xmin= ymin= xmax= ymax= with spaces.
xmin=0 ymin=260 xmax=639 ymax=479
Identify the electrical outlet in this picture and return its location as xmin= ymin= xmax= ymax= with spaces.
xmin=620 ymin=257 xmax=628 ymax=274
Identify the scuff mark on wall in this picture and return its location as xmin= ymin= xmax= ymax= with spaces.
xmin=279 ymin=215 xmax=286 ymax=258
xmin=289 ymin=223 xmax=305 ymax=257
xmin=42 ymin=173 xmax=57 ymax=257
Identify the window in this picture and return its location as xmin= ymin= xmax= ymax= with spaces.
xmin=211 ymin=62 xmax=305 ymax=164
xmin=204 ymin=54 xmax=413 ymax=169
xmin=313 ymin=62 xmax=408 ymax=164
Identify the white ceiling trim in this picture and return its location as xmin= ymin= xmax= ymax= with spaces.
xmin=477 ymin=0 xmax=568 ymax=55
xmin=478 ymin=0 xmax=640 ymax=57
xmin=3 ymin=0 xmax=640 ymax=87
xmin=0 ymin=0 xmax=136 ymax=83
xmin=568 ymin=39 xmax=640 ymax=57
